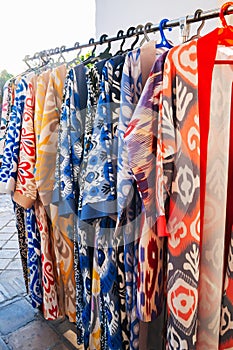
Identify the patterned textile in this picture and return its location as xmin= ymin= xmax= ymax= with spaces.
xmin=34 ymin=199 xmax=59 ymax=320
xmin=115 ymin=48 xmax=167 ymax=346
xmin=52 ymin=65 xmax=88 ymax=337
xmin=113 ymin=48 xmax=143 ymax=348
xmin=34 ymin=64 xmax=77 ymax=322
xmin=52 ymin=66 xmax=85 ymax=215
xmin=78 ymin=63 xmax=103 ymax=214
xmin=0 ymin=79 xmax=13 ymax=166
xmin=153 ymin=40 xmax=200 ymax=349
xmin=0 ymin=76 xmax=31 ymax=193
xmin=80 ymin=55 xmax=125 ymax=220
xmin=197 ymin=31 xmax=233 ymax=349
xmin=124 ymin=51 xmax=168 ymax=322
xmin=220 ymin=56 xmax=233 ymax=349
xmin=35 ymin=64 xmax=67 ymax=206
xmin=34 ymin=69 xmax=51 ymax=149
xmin=221 ymin=231 xmax=233 ymax=349
xmin=50 ymin=207 xmax=76 ymax=322
xmin=76 ymin=220 xmax=95 ymax=347
xmin=13 ymin=201 xmax=28 ymax=292
xmin=95 ymin=217 xmax=124 ymax=350
xmin=26 ymin=206 xmax=43 ymax=309
xmin=13 ymin=75 xmax=38 ymax=208
xmin=80 ymin=56 xmax=130 ymax=350
xmin=11 ymin=72 xmax=60 ymax=320
xmin=76 ymin=63 xmax=102 ymax=348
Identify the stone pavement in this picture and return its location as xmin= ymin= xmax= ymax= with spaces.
xmin=0 ymin=194 xmax=82 ymax=350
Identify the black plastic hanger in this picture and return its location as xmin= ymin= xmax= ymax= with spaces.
xmin=82 ymin=38 xmax=98 ymax=66
xmin=115 ymin=30 xmax=126 ymax=55
xmin=156 ymin=18 xmax=173 ymax=49
xmin=98 ymin=34 xmax=113 ymax=60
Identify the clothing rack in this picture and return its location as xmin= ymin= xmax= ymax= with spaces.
xmin=23 ymin=5 xmax=233 ymax=65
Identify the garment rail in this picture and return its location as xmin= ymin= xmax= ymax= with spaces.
xmin=23 ymin=4 xmax=233 ymax=65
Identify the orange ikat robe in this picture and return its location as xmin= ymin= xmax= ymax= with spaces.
xmin=155 ymin=28 xmax=233 ymax=349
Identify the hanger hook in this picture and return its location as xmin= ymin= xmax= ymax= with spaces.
xmin=136 ymin=24 xmax=144 ymax=35
xmin=99 ymin=33 xmax=111 ymax=51
xmin=139 ymin=22 xmax=153 ymax=46
xmin=99 ymin=33 xmax=108 ymax=44
xmin=220 ymin=1 xmax=233 ymax=28
xmin=194 ymin=9 xmax=205 ymax=35
xmin=74 ymin=42 xmax=82 ymax=59
xmin=156 ymin=19 xmax=173 ymax=48
xmin=126 ymin=26 xmax=136 ymax=37
xmin=159 ymin=18 xmax=172 ymax=40
xmin=144 ymin=22 xmax=153 ymax=38
xmin=129 ymin=26 xmax=140 ymax=50
xmin=88 ymin=38 xmax=96 ymax=56
xmin=115 ymin=30 xmax=126 ymax=54
xmin=23 ymin=55 xmax=32 ymax=69
xmin=58 ymin=45 xmax=66 ymax=63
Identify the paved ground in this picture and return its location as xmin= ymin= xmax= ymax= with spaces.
xmin=0 ymin=194 xmax=82 ymax=350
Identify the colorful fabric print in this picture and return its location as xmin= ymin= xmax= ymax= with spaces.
xmin=52 ymin=64 xmax=88 ymax=337
xmin=154 ymin=40 xmax=200 ymax=349
xmin=26 ymin=206 xmax=43 ymax=309
xmin=13 ymin=201 xmax=28 ymax=292
xmin=96 ymin=217 xmax=124 ymax=350
xmin=0 ymin=76 xmax=31 ymax=194
xmin=74 ymin=231 xmax=85 ymax=345
xmin=78 ymin=63 xmax=102 ymax=215
xmin=53 ymin=66 xmax=85 ymax=216
xmin=220 ymin=231 xmax=233 ymax=349
xmin=113 ymin=50 xmax=143 ymax=345
xmin=74 ymin=63 xmax=102 ymax=348
xmin=124 ymin=51 xmax=168 ymax=322
xmin=13 ymin=75 xmax=38 ymax=208
xmin=75 ymin=220 xmax=95 ymax=348
xmin=89 ymin=227 xmax=103 ymax=350
xmin=0 ymin=79 xmax=13 ymax=166
xmin=50 ymin=206 xmax=76 ymax=322
xmin=197 ymin=37 xmax=233 ymax=349
xmin=34 ymin=198 xmax=59 ymax=320
xmin=34 ymin=64 xmax=76 ymax=322
xmin=80 ymin=55 xmax=125 ymax=221
xmin=35 ymin=64 xmax=67 ymax=206
xmin=34 ymin=69 xmax=51 ymax=154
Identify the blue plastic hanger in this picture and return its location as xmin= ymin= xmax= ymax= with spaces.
xmin=156 ymin=18 xmax=173 ymax=49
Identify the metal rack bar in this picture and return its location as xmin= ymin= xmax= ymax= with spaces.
xmin=23 ymin=5 xmax=233 ymax=63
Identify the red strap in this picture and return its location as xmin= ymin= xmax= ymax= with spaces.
xmin=197 ymin=29 xmax=218 ymax=248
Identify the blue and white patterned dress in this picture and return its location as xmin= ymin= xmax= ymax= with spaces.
xmin=0 ymin=75 xmax=32 ymax=193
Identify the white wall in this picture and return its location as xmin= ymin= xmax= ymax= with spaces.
xmin=95 ymin=0 xmax=219 ymax=49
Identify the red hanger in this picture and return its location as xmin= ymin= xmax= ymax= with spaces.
xmin=220 ymin=1 xmax=233 ymax=27
xmin=218 ymin=2 xmax=233 ymax=46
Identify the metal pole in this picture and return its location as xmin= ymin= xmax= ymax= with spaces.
xmin=23 ymin=5 xmax=233 ymax=63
